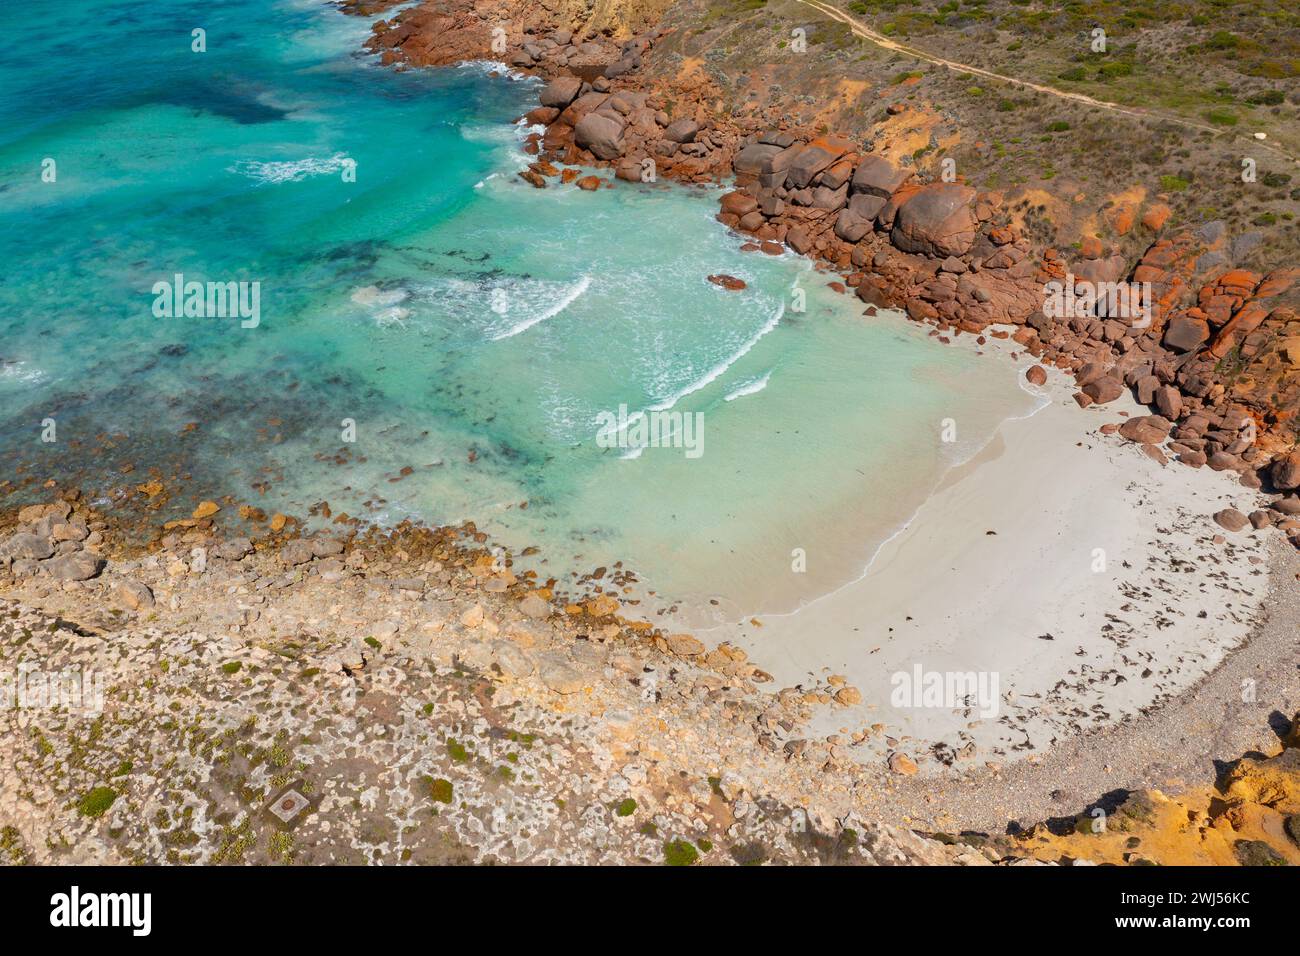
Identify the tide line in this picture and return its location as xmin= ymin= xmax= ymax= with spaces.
xmin=609 ymin=300 xmax=785 ymax=438
xmin=490 ymin=274 xmax=592 ymax=341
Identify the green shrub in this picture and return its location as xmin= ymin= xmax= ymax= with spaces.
xmin=663 ymin=840 xmax=700 ymax=866
xmin=77 ymin=787 xmax=118 ymax=818
xmin=1247 ymin=90 xmax=1285 ymax=105
xmin=427 ymin=777 xmax=453 ymax=804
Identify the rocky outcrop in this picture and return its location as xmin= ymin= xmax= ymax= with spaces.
xmin=1013 ymin=715 xmax=1300 ymax=865
xmin=890 ymin=184 xmax=978 ymax=259
xmin=0 ymin=496 xmax=1008 ymax=867
xmin=573 ymin=112 xmax=624 ymax=160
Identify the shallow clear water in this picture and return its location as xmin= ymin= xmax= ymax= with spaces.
xmin=0 ymin=0 xmax=1036 ymax=618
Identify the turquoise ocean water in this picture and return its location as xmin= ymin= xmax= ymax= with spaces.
xmin=0 ymin=0 xmax=1037 ymax=620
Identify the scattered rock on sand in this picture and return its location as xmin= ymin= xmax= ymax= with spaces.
xmin=1118 ymin=415 xmax=1171 ymax=444
xmin=1082 ymin=376 xmax=1124 ymax=404
xmin=1213 ymin=508 xmax=1250 ymax=532
xmin=834 ymin=686 xmax=863 ymax=706
xmin=665 ymin=633 xmax=705 ymax=658
xmin=1025 ymin=365 xmax=1047 ymax=386
xmin=889 ymin=752 xmax=919 ymax=775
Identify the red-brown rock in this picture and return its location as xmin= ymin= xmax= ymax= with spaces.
xmin=890 ymin=184 xmax=978 ymax=258
xmin=707 ymin=274 xmax=746 ymax=291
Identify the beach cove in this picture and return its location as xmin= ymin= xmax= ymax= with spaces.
xmin=0 ymin=0 xmax=1289 ymax=785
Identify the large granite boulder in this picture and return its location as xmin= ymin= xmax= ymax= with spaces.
xmin=662 ymin=118 xmax=699 ymax=143
xmin=538 ymin=76 xmax=582 ymax=110
xmin=574 ymin=113 xmax=625 ymax=160
xmin=785 ymin=136 xmax=852 ymax=189
xmin=733 ymin=142 xmax=782 ymax=176
xmin=1163 ymin=315 xmax=1210 ymax=353
xmin=890 ymin=183 xmax=978 ymax=258
xmin=850 ymin=155 xmax=912 ymax=198
xmin=557 ymin=91 xmax=610 ymax=127
xmin=1272 ymin=450 xmax=1300 ymax=490
xmin=834 ymin=194 xmax=887 ymax=242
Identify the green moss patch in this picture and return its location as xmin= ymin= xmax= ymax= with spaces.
xmin=663 ymin=839 xmax=699 ymax=866
xmin=77 ymin=786 xmax=118 ymax=818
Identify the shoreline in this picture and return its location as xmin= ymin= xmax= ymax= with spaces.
xmin=689 ymin=331 xmax=1054 ymax=628
xmin=690 ymin=349 xmax=1275 ymax=773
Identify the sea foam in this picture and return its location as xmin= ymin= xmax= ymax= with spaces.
xmin=230 ymin=153 xmax=353 ymax=185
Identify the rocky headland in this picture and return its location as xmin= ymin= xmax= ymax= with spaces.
xmin=2 ymin=492 xmax=1299 ymax=865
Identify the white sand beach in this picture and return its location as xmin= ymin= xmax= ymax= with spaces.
xmin=695 ymin=344 xmax=1274 ymax=772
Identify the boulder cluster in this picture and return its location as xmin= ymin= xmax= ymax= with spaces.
xmin=529 ymin=82 xmax=1300 ymax=549
xmin=0 ymin=501 xmax=103 ymax=583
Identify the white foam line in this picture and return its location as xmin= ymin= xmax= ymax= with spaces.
xmin=611 ymin=301 xmax=785 ymax=437
xmin=724 ymin=369 xmax=772 ymax=402
xmin=455 ymin=59 xmax=539 ymax=84
xmin=490 ymin=274 xmax=592 ymax=341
